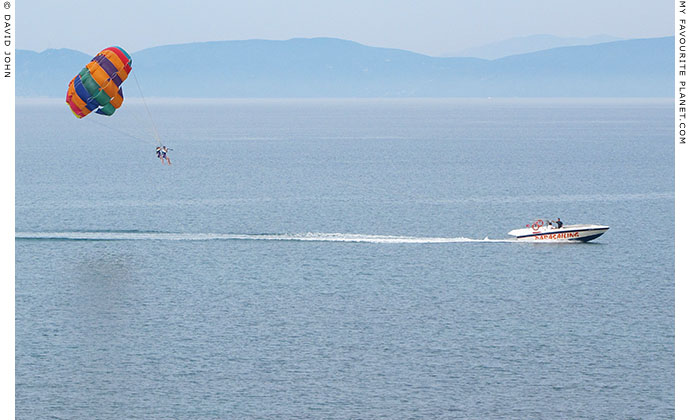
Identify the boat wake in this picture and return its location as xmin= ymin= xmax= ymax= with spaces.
xmin=15 ymin=231 xmax=517 ymax=244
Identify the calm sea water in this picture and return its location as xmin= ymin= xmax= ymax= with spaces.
xmin=16 ymin=99 xmax=674 ymax=419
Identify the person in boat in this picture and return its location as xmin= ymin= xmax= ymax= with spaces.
xmin=555 ymin=218 xmax=563 ymax=228
xmin=547 ymin=220 xmax=553 ymax=229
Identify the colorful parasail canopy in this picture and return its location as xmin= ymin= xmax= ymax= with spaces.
xmin=65 ymin=46 xmax=132 ymax=119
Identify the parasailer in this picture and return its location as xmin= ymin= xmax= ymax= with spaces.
xmin=159 ymin=146 xmax=171 ymax=165
xmin=66 ymin=46 xmax=171 ymax=164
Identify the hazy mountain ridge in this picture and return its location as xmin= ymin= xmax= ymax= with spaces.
xmin=445 ymin=34 xmax=622 ymax=59
xmin=16 ymin=36 xmax=672 ymax=98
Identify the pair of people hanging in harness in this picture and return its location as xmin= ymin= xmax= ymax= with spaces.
xmin=156 ymin=146 xmax=172 ymax=165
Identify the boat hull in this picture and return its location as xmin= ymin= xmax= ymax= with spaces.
xmin=508 ymin=224 xmax=609 ymax=242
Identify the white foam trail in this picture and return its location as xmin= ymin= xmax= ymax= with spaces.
xmin=15 ymin=231 xmax=517 ymax=244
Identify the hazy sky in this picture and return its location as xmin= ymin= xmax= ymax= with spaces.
xmin=19 ymin=0 xmax=672 ymax=56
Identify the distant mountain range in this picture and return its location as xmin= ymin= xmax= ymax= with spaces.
xmin=17 ymin=36 xmax=672 ymax=98
xmin=444 ymin=34 xmax=622 ymax=59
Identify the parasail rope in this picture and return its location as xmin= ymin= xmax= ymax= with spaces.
xmin=131 ymin=70 xmax=163 ymax=146
xmin=85 ymin=116 xmax=157 ymax=145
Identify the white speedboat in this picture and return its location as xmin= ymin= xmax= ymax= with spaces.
xmin=508 ymin=220 xmax=609 ymax=242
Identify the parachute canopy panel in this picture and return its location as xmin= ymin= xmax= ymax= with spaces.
xmin=66 ymin=46 xmax=132 ymax=119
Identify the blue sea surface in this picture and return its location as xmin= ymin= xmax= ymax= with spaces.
xmin=16 ymin=98 xmax=674 ymax=419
